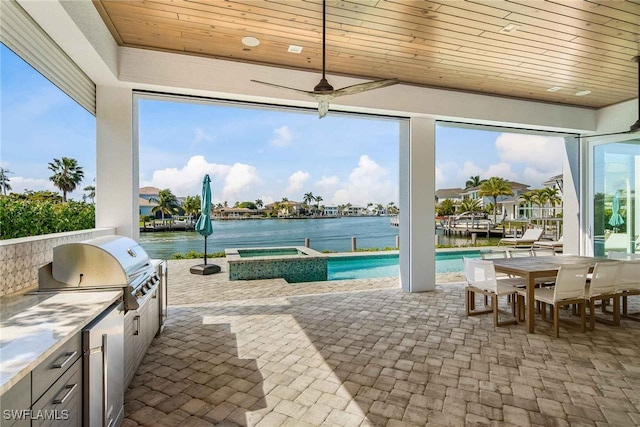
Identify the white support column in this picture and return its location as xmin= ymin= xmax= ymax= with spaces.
xmin=95 ymin=86 xmax=138 ymax=240
xmin=562 ymin=137 xmax=581 ymax=255
xmin=399 ymin=117 xmax=436 ymax=292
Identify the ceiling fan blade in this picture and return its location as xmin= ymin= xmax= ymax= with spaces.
xmin=331 ymin=78 xmax=399 ymax=97
xmin=251 ymin=80 xmax=314 ymax=96
xmin=578 ymin=129 xmax=639 ymax=139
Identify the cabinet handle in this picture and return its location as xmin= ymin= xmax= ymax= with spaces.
xmin=52 ymin=383 xmax=77 ymax=405
xmin=52 ymin=351 xmax=78 ymax=369
xmin=133 ymin=315 xmax=141 ymax=335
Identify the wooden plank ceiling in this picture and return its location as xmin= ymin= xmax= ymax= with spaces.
xmin=94 ymin=0 xmax=640 ymax=109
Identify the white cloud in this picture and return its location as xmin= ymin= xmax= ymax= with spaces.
xmin=285 ymin=170 xmax=310 ymax=195
xmin=259 ymin=195 xmax=275 ymax=206
xmin=270 ymin=125 xmax=293 ymax=147
xmin=495 ymin=134 xmax=564 ymax=172
xmin=192 ymin=127 xmax=213 ymax=145
xmin=8 ymin=176 xmax=56 ymax=193
xmin=222 ymin=163 xmax=262 ymax=203
xmin=141 ymin=155 xmax=262 ymax=202
xmin=458 ymin=161 xmax=484 ymax=181
xmin=435 ymin=134 xmax=564 ymax=190
xmin=485 ymin=162 xmax=518 ymax=182
xmin=329 ymin=155 xmax=396 ymax=206
xmin=522 ymin=166 xmax=554 ymax=188
xmin=315 ymin=175 xmax=340 ymax=194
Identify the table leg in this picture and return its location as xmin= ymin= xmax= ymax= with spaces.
xmin=527 ymin=274 xmax=535 ymax=333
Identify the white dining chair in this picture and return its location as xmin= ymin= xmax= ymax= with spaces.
xmin=505 ymin=248 xmax=533 ymax=258
xmin=463 ymin=258 xmax=523 ymax=327
xmin=517 ymin=263 xmax=590 ymax=337
xmin=532 ymin=247 xmax=557 ymax=257
xmin=615 ymin=259 xmax=640 ymax=321
xmin=585 ymin=261 xmax=621 ymax=330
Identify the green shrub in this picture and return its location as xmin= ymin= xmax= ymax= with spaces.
xmin=170 ymin=250 xmax=226 ymax=260
xmin=0 ymin=196 xmax=95 ymax=239
xmin=354 ymin=246 xmax=398 ymax=252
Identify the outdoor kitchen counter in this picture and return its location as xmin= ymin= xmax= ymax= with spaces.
xmin=0 ymin=289 xmax=122 ymax=395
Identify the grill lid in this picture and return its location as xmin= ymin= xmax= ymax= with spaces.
xmin=52 ymin=235 xmax=151 ymax=287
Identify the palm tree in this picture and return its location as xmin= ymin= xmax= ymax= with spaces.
xmin=376 ymin=203 xmax=384 ymax=215
xmin=303 ymin=192 xmax=315 ymax=206
xmin=48 ymin=157 xmax=84 ymax=202
xmin=303 ymin=192 xmax=315 ymax=215
xmin=459 ymin=198 xmax=482 ymax=214
xmin=533 ymin=188 xmax=549 ymax=218
xmin=479 ymin=177 xmax=513 ymax=224
xmin=465 ymin=175 xmax=483 ymax=190
xmin=83 ymin=185 xmax=95 ymax=203
xmin=0 ymin=168 xmax=13 ymax=195
xmin=315 ymin=195 xmax=323 ymax=215
xmin=150 ymin=189 xmax=180 ymax=225
xmin=518 ymin=191 xmax=536 ymax=219
xmin=543 ymin=187 xmax=561 ymax=217
xmin=255 ymin=199 xmax=264 ymax=209
xmin=182 ymin=195 xmax=201 ymax=224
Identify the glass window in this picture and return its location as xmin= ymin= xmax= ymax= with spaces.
xmin=593 ymin=140 xmax=640 ymax=256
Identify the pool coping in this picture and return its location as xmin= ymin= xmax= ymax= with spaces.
xmin=225 ymin=245 xmax=327 ymax=262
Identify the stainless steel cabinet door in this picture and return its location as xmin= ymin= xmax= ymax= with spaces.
xmin=82 ymin=303 xmax=124 ymax=427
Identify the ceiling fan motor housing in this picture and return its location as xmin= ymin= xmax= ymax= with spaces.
xmin=314 ymin=78 xmax=334 ymax=92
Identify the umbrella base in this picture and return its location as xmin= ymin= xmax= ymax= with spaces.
xmin=190 ymin=264 xmax=221 ymax=275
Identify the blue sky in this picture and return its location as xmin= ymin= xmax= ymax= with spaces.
xmin=1 ymin=44 xmax=564 ymax=204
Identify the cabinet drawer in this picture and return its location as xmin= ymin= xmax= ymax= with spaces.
xmin=32 ymin=333 xmax=81 ymax=403
xmin=0 ymin=374 xmax=31 ymax=427
xmin=32 ymin=358 xmax=82 ymax=427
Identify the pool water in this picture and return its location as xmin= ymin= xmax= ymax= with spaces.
xmin=238 ymin=248 xmax=303 ymax=258
xmin=327 ymin=250 xmax=484 ymax=280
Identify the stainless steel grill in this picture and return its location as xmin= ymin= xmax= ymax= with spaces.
xmin=38 ymin=235 xmax=159 ymax=311
xmin=34 ymin=235 xmax=168 ymax=422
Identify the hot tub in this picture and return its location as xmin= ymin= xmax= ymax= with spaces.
xmin=225 ymin=246 xmax=327 ymax=283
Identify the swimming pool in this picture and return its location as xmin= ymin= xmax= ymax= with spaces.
xmin=327 ymin=250 xmax=485 ymax=280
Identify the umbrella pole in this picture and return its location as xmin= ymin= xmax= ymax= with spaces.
xmin=204 ymin=235 xmax=208 ymax=265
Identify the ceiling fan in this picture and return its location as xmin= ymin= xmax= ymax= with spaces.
xmin=251 ymin=0 xmax=399 ymax=118
xmin=578 ymin=55 xmax=640 ymax=139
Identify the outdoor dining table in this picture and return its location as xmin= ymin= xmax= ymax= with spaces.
xmin=491 ymin=255 xmax=612 ymax=333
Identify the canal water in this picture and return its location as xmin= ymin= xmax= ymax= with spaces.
xmin=139 ymin=216 xmax=498 ymax=259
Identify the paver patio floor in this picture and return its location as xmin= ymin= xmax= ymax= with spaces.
xmin=123 ymin=259 xmax=640 ymax=426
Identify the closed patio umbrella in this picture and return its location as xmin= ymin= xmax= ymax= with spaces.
xmin=190 ymin=174 xmax=220 ymax=275
xmin=608 ymin=190 xmax=624 ymax=231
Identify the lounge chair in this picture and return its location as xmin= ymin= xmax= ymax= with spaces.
xmin=605 ymin=232 xmax=631 ymax=253
xmin=533 ymin=235 xmax=563 ymax=252
xmin=498 ymin=228 xmax=544 ymax=248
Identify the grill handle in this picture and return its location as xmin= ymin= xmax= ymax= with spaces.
xmin=133 ymin=315 xmax=141 ymax=336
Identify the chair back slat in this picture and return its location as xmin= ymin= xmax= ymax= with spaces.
xmin=553 ymin=264 xmax=589 ymax=302
xmin=588 ymin=261 xmax=620 ymax=297
xmin=616 ymin=260 xmax=640 ymax=291
xmin=521 ymin=228 xmax=544 ymax=240
xmin=481 ymin=251 xmax=506 ymax=260
xmin=533 ymin=248 xmax=556 ymax=257
xmin=506 ymin=249 xmax=533 ymax=258
xmin=463 ymin=258 xmax=497 ymax=292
